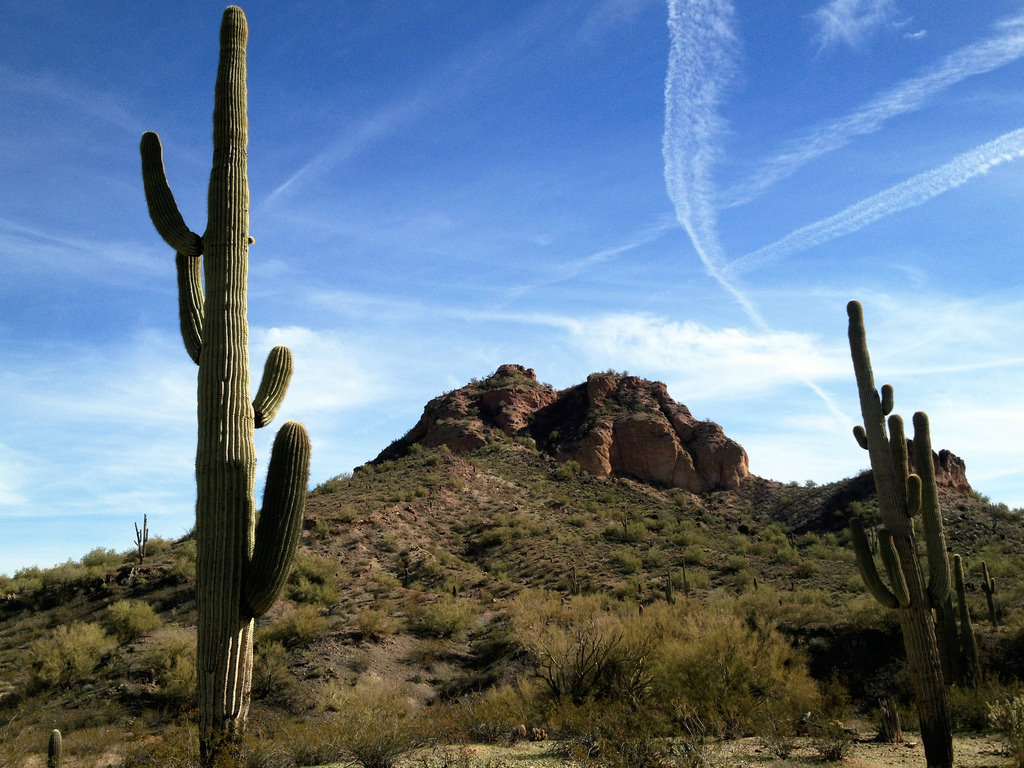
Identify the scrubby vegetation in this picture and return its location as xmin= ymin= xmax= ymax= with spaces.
xmin=1 ymin=429 xmax=1022 ymax=766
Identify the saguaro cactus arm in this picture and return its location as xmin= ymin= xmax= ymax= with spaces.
xmin=953 ymin=554 xmax=981 ymax=683
xmin=243 ymin=421 xmax=310 ymax=617
xmin=878 ymin=530 xmax=911 ymax=608
xmin=140 ymin=132 xmax=203 ymax=257
xmin=252 ymin=346 xmax=294 ymax=429
xmin=850 ymin=517 xmax=900 ymax=608
xmin=914 ymin=413 xmax=950 ymax=606
xmin=175 ymin=253 xmax=204 ymax=363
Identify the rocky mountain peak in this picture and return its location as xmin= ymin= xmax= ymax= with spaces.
xmin=375 ymin=364 xmax=749 ymax=493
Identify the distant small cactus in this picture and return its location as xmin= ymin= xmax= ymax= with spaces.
xmin=981 ymin=561 xmax=998 ymax=628
xmin=954 ymin=555 xmax=982 ymax=684
xmin=47 ymin=729 xmax=61 ymax=768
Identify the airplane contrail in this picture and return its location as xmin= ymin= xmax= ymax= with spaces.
xmin=727 ymin=127 xmax=1024 ymax=277
xmin=663 ymin=0 xmax=851 ymax=424
xmin=723 ymin=11 xmax=1024 ymax=208
xmin=662 ymin=0 xmax=762 ymax=321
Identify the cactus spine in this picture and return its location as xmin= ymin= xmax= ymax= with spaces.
xmin=846 ymin=300 xmax=953 ymax=768
xmin=139 ymin=7 xmax=310 ymax=764
xmin=47 ymin=729 xmax=61 ymax=768
xmin=981 ymin=561 xmax=998 ymax=628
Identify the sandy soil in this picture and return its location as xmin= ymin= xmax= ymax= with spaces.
xmin=718 ymin=732 xmax=1012 ymax=768
xmin=423 ymin=731 xmax=1015 ymax=767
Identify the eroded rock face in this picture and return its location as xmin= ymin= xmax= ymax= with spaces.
xmin=375 ymin=365 xmax=749 ymax=493
xmin=907 ymin=444 xmax=973 ymax=494
xmin=480 ymin=371 xmax=558 ymax=433
xmin=554 ymin=373 xmax=748 ymax=493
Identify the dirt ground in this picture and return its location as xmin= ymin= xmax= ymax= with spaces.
xmin=716 ymin=732 xmax=1012 ymax=768
xmin=421 ymin=730 xmax=1015 ymax=767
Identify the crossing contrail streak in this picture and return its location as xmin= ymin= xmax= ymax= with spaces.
xmin=723 ymin=12 xmax=1024 ymax=208
xmin=663 ymin=0 xmax=850 ymax=424
xmin=662 ymin=0 xmax=757 ymax=319
xmin=727 ymin=127 xmax=1024 ymax=277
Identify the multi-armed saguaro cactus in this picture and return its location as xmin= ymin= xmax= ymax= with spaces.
xmin=846 ymin=300 xmax=953 ymax=768
xmin=140 ymin=7 xmax=310 ymax=764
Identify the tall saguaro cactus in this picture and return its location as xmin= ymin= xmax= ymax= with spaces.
xmin=846 ymin=300 xmax=953 ymax=768
xmin=139 ymin=7 xmax=310 ymax=764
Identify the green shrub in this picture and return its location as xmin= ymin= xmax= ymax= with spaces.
xmin=948 ymin=681 xmax=1023 ymax=732
xmin=509 ymin=591 xmax=655 ymax=707
xmin=107 ymin=599 xmax=162 ymax=644
xmin=252 ymin=639 xmax=297 ymax=704
xmin=328 ymin=677 xmax=424 ymax=768
xmin=433 ymin=684 xmax=529 ymax=744
xmin=168 ymin=539 xmax=197 ymax=583
xmin=258 ymin=604 xmax=329 ymax=648
xmin=989 ymin=696 xmax=1024 ymax=767
xmin=354 ymin=609 xmax=398 ymax=641
xmin=288 ymin=576 xmax=340 ymax=607
xmin=813 ymin=720 xmax=853 ymax=762
xmin=408 ymin=597 xmax=475 ymax=640
xmin=80 ymin=546 xmax=124 ymax=572
xmin=545 ymin=698 xmax=715 ymax=768
xmin=553 ymin=460 xmax=581 ymax=481
xmin=650 ymin=604 xmax=819 ymax=736
xmin=612 ymin=549 xmax=642 ymax=574
xmin=138 ymin=626 xmax=197 ymax=709
xmin=31 ymin=622 xmax=116 ymax=689
xmin=287 ymin=553 xmax=341 ymax=607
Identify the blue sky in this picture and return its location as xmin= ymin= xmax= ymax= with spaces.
xmin=2 ymin=0 xmax=1023 ymax=574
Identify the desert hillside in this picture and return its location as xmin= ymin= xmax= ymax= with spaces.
xmin=1 ymin=366 xmax=1022 ymax=767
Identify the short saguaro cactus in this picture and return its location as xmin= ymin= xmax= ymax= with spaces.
xmin=139 ymin=6 xmax=310 ymax=764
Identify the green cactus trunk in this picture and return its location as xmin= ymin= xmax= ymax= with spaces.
xmin=953 ymin=555 xmax=982 ymax=684
xmin=846 ymin=301 xmax=953 ymax=768
xmin=981 ymin=561 xmax=998 ymax=628
xmin=47 ymin=729 xmax=61 ymax=768
xmin=140 ymin=7 xmax=310 ymax=765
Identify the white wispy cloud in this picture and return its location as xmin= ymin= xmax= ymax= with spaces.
xmin=0 ymin=64 xmax=140 ymax=135
xmin=265 ymin=93 xmax=430 ymax=204
xmin=566 ymin=312 xmax=851 ymax=399
xmin=265 ymin=3 xmax=578 ymax=206
xmin=503 ymin=217 xmax=677 ymax=301
xmin=580 ymin=0 xmax=658 ymax=41
xmin=252 ymin=326 xmax=390 ymax=416
xmin=0 ymin=217 xmax=166 ymax=284
xmin=726 ymin=10 xmax=1024 ymax=207
xmin=810 ymin=0 xmax=898 ymax=50
xmin=727 ymin=127 xmax=1024 ymax=276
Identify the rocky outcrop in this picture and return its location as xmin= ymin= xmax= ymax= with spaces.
xmin=551 ymin=372 xmax=748 ymax=493
xmin=907 ymin=444 xmax=972 ymax=494
xmin=375 ymin=364 xmax=748 ymax=493
xmin=375 ymin=365 xmax=555 ymax=459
